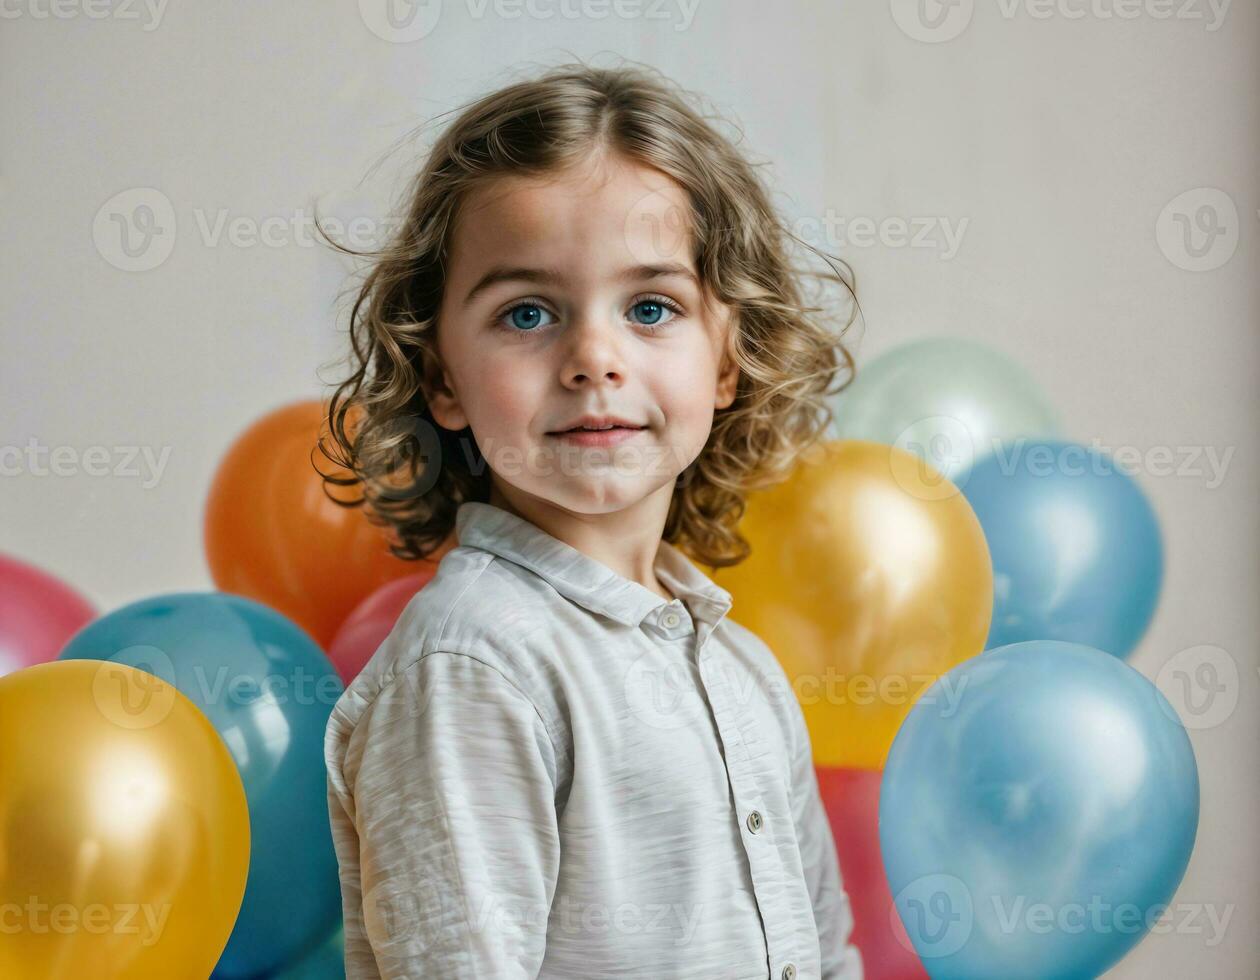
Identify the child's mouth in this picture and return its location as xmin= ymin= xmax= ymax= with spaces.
xmin=547 ymin=426 xmax=646 ymax=447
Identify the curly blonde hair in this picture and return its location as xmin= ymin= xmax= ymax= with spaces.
xmin=316 ymin=59 xmax=860 ymax=569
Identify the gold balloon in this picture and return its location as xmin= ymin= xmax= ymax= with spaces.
xmin=0 ymin=660 xmax=250 ymax=978
xmin=712 ymin=440 xmax=993 ymax=769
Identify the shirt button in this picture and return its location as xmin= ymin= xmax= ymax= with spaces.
xmin=781 ymin=963 xmax=796 ymax=980
xmin=746 ymin=810 xmax=763 ymax=833
xmin=662 ymin=611 xmax=681 ymax=628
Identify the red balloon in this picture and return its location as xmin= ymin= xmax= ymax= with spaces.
xmin=818 ymin=765 xmax=928 ymax=980
xmin=327 ymin=570 xmax=437 ymax=685
xmin=0 ymin=554 xmax=96 ymax=679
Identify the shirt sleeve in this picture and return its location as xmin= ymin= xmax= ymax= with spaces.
xmin=787 ymin=692 xmax=865 ymax=980
xmin=325 ymin=651 xmax=562 ymax=979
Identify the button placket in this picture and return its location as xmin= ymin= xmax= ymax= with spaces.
xmin=697 ymin=649 xmax=797 ymax=969
xmin=700 ymin=658 xmax=769 ymax=816
xmin=647 ymin=599 xmax=693 ymax=639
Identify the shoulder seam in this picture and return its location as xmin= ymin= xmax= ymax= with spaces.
xmin=366 ymin=546 xmax=494 ymax=697
xmin=328 ymin=548 xmax=494 ymax=727
xmin=354 ymin=548 xmax=567 ymax=771
xmin=384 ymin=648 xmax=570 ymax=781
xmin=433 ymin=547 xmax=496 ymax=654
xmin=331 ymin=551 xmax=571 ymax=780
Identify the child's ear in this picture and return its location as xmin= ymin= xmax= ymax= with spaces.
xmin=714 ymin=314 xmax=740 ymax=410
xmin=422 ymin=356 xmax=469 ymax=432
xmin=715 ymin=354 xmax=739 ymax=411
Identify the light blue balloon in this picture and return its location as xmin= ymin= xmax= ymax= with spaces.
xmin=59 ymin=592 xmax=344 ymax=979
xmin=958 ymin=439 xmax=1163 ymax=659
xmin=273 ymin=925 xmax=345 ymax=979
xmin=829 ymin=337 xmax=1060 ymax=483
xmin=880 ymin=641 xmax=1199 ymax=980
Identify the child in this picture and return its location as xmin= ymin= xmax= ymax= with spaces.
xmin=320 ymin=61 xmax=863 ymax=980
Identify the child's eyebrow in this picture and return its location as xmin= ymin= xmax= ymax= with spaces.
xmin=462 ymin=262 xmax=698 ymax=309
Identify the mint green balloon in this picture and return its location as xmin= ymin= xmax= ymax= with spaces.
xmin=829 ymin=337 xmax=1060 ymax=483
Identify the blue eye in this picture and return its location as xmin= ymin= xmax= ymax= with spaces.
xmin=502 ymin=303 xmax=555 ymax=332
xmin=631 ymin=299 xmax=670 ymax=327
xmin=495 ymin=295 xmax=682 ymax=334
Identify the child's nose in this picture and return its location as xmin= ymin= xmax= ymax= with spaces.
xmin=558 ymin=315 xmax=627 ymax=388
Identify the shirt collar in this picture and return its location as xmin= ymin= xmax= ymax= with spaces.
xmin=454 ymin=500 xmax=733 ymax=632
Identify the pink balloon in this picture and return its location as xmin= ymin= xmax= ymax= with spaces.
xmin=327 ymin=571 xmax=435 ymax=685
xmin=0 ymin=554 xmax=96 ymax=679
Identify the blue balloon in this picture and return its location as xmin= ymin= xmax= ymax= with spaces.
xmin=957 ymin=440 xmax=1163 ymax=658
xmin=880 ymin=641 xmax=1199 ymax=980
xmin=59 ymin=592 xmax=344 ymax=979
xmin=273 ymin=926 xmax=345 ymax=979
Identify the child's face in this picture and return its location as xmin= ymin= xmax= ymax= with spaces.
xmin=429 ymin=150 xmax=739 ymax=516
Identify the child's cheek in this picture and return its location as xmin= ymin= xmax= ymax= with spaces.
xmin=656 ymin=352 xmax=719 ymax=426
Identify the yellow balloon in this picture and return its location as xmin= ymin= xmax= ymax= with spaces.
xmin=712 ymin=440 xmax=993 ymax=769
xmin=0 ymin=660 xmax=250 ymax=979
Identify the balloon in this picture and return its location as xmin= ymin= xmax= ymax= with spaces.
xmin=204 ymin=399 xmax=449 ymax=648
xmin=58 ymin=592 xmax=344 ymax=979
xmin=273 ymin=925 xmax=346 ymax=979
xmin=0 ymin=659 xmax=250 ymax=977
xmin=958 ymin=439 xmax=1163 ymax=658
xmin=817 ymin=767 xmax=928 ymax=980
xmin=829 ymin=338 xmax=1060 ymax=483
xmin=879 ymin=640 xmax=1199 ymax=980
xmin=713 ymin=440 xmax=992 ymax=769
xmin=0 ymin=553 xmax=96 ymax=678
xmin=328 ymin=570 xmax=435 ymax=685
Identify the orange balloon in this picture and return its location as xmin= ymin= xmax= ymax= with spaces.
xmin=712 ymin=440 xmax=992 ymax=769
xmin=204 ymin=400 xmax=450 ymax=648
xmin=0 ymin=660 xmax=250 ymax=978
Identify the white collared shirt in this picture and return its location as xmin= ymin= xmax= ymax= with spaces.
xmin=325 ymin=501 xmax=863 ymax=980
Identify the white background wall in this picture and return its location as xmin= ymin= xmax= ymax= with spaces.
xmin=2 ymin=1 xmax=1255 ymax=975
